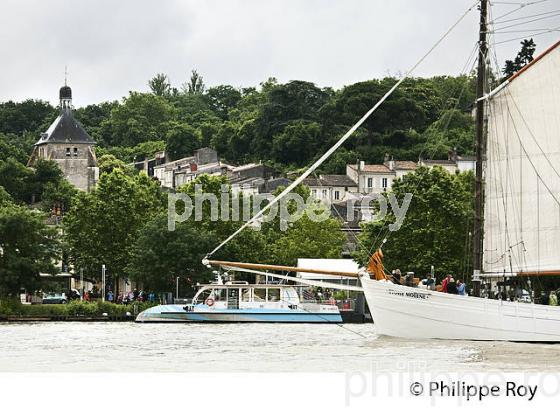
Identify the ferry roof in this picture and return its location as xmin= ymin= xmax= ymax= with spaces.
xmin=197 ymin=283 xmax=303 ymax=288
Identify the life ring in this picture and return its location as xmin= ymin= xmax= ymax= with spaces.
xmin=205 ymin=298 xmax=215 ymax=307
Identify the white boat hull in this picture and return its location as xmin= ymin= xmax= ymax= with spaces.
xmin=360 ymin=274 xmax=560 ymax=342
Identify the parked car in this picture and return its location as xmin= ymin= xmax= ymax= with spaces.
xmin=42 ymin=293 xmax=68 ymax=304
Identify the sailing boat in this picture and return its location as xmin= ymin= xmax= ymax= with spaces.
xmin=359 ymin=10 xmax=560 ymax=339
xmin=202 ymin=0 xmax=560 ymax=341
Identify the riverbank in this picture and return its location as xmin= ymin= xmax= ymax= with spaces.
xmin=0 ymin=299 xmax=371 ymax=323
xmin=0 ymin=299 xmax=157 ymax=321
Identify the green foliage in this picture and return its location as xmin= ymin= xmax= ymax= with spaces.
xmin=165 ymin=122 xmax=200 ymax=160
xmin=0 ymin=186 xmax=13 ymax=205
xmin=0 ymin=100 xmax=56 ymax=136
xmin=97 ymin=154 xmax=129 ymax=175
xmin=106 ymin=92 xmax=176 ymax=146
xmin=0 ymin=204 xmax=59 ymax=296
xmin=182 ymin=70 xmax=205 ymax=95
xmin=0 ymin=158 xmax=33 ymax=203
xmin=422 ymin=109 xmax=475 ymax=158
xmin=40 ymin=178 xmax=78 ymax=214
xmin=0 ymin=299 xmax=157 ymax=317
xmin=74 ymin=101 xmax=118 ymax=146
xmin=270 ymin=210 xmax=346 ymax=266
xmin=149 ymin=73 xmax=172 ymax=97
xmin=0 ymin=133 xmax=29 ymax=164
xmin=503 ymin=39 xmax=536 ymax=78
xmin=132 ymin=140 xmax=166 ymax=161
xmin=127 ymin=214 xmax=215 ymax=291
xmin=64 ymin=168 xmax=164 ymax=280
xmin=206 ymin=85 xmax=242 ymax=119
xmin=0 ymin=158 xmax=73 ymax=206
xmin=355 ymin=167 xmax=474 ymax=281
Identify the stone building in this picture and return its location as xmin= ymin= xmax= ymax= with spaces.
xmin=28 ymin=84 xmax=98 ymax=191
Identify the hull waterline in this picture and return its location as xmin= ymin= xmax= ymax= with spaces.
xmin=136 ymin=304 xmax=342 ymax=323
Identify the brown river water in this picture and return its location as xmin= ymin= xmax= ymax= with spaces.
xmin=1 ymin=322 xmax=559 ymax=372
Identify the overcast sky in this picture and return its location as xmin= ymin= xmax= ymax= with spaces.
xmin=1 ymin=0 xmax=558 ymax=107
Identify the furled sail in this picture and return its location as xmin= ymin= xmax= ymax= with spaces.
xmin=484 ymin=40 xmax=560 ymax=274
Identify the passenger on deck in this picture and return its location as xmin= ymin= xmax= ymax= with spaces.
xmin=392 ymin=269 xmax=402 ymax=285
xmin=446 ymin=277 xmax=458 ymax=294
xmin=441 ymin=274 xmax=451 ymax=293
xmin=424 ymin=274 xmax=436 ymax=291
xmin=457 ymin=280 xmax=466 ymax=296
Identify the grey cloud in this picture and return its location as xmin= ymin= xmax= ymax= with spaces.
xmin=0 ymin=0 xmax=558 ymax=106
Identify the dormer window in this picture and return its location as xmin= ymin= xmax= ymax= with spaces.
xmin=66 ymin=148 xmax=71 ymax=157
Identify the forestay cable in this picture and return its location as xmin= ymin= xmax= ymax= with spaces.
xmin=204 ymin=1 xmax=480 ymax=260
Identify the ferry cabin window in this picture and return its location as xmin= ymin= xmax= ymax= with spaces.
xmin=267 ymin=288 xmax=280 ymax=302
xmin=212 ymin=289 xmax=225 ymax=301
xmin=242 ymin=288 xmax=251 ymax=302
xmin=254 ymin=288 xmax=266 ymax=301
xmin=199 ymin=289 xmax=212 ymax=302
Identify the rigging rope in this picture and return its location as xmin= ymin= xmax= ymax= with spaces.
xmin=369 ymin=41 xmax=480 ymax=255
xmin=204 ymin=1 xmax=481 ymax=260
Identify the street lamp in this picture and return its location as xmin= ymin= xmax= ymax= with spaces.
xmin=176 ymin=276 xmax=180 ymax=301
xmin=102 ymin=264 xmax=106 ymax=302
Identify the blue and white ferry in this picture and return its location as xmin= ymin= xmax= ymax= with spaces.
xmin=136 ymin=281 xmax=342 ymax=323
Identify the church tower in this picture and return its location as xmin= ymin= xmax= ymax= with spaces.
xmin=28 ymin=83 xmax=98 ymax=192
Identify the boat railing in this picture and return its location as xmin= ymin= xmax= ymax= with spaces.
xmin=300 ymin=299 xmax=356 ymax=311
xmin=173 ymin=298 xmax=194 ymax=305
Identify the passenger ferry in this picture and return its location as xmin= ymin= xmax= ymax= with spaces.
xmin=136 ymin=281 xmax=342 ymax=323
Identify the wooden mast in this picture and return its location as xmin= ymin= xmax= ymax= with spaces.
xmin=473 ymin=0 xmax=488 ymax=297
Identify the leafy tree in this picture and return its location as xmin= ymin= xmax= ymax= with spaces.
xmin=355 ymin=167 xmax=474 ymax=281
xmin=149 ymin=73 xmax=172 ymax=97
xmin=182 ymin=70 xmax=205 ymax=95
xmin=0 ymin=158 xmax=33 ymax=203
xmin=272 ymin=120 xmax=321 ymax=166
xmin=64 ymin=169 xmax=164 ymax=283
xmin=206 ymin=85 xmax=242 ymax=119
xmin=97 ymin=154 xmax=130 ymax=175
xmin=0 ymin=99 xmax=56 ymax=136
xmin=421 ymin=109 xmax=475 ymax=158
xmin=127 ymin=214 xmax=216 ymax=292
xmin=503 ymin=39 xmax=536 ymax=78
xmin=269 ymin=208 xmax=346 ymax=266
xmin=165 ymin=122 xmax=200 ymax=160
xmin=0 ymin=133 xmax=28 ymax=164
xmin=0 ymin=158 xmax=70 ymax=205
xmin=0 ymin=204 xmax=59 ymax=296
xmin=254 ymin=80 xmax=330 ymax=157
xmin=75 ymin=101 xmax=118 ymax=146
xmin=107 ymin=92 xmax=176 ymax=146
xmin=176 ymin=175 xmax=268 ymax=263
xmin=31 ymin=159 xmax=64 ymax=201
xmin=0 ymin=186 xmax=13 ymax=205
xmin=132 ymin=140 xmax=166 ymax=161
xmin=40 ymin=179 xmax=78 ymax=214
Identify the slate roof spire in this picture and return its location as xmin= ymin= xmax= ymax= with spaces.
xmin=35 ymin=82 xmax=95 ymax=146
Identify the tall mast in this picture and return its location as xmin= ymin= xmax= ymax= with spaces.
xmin=473 ymin=0 xmax=488 ymax=297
